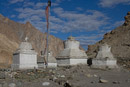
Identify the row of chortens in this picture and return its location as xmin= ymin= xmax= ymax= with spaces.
xmin=11 ymin=36 xmax=117 ymax=70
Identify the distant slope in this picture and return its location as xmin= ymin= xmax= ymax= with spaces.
xmin=87 ymin=12 xmax=130 ymax=59
xmin=87 ymin=12 xmax=130 ymax=67
xmin=0 ymin=14 xmax=64 ymax=68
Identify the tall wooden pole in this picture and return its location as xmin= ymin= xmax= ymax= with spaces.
xmin=45 ymin=0 xmax=51 ymax=68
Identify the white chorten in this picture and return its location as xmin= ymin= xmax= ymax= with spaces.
xmin=92 ymin=43 xmax=117 ymax=69
xmin=56 ymin=36 xmax=88 ymax=66
xmin=11 ymin=37 xmax=38 ymax=70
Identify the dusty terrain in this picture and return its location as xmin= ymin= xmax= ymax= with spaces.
xmin=0 ymin=65 xmax=130 ymax=87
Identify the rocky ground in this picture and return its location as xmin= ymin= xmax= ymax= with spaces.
xmin=0 ymin=65 xmax=130 ymax=87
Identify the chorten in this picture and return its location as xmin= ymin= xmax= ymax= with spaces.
xmin=56 ymin=36 xmax=88 ymax=66
xmin=92 ymin=43 xmax=117 ymax=69
xmin=12 ymin=37 xmax=38 ymax=69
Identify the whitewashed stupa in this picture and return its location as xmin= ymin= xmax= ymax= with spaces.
xmin=56 ymin=36 xmax=88 ymax=66
xmin=92 ymin=43 xmax=117 ymax=69
xmin=11 ymin=37 xmax=38 ymax=70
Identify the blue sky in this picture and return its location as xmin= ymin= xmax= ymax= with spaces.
xmin=0 ymin=0 xmax=130 ymax=49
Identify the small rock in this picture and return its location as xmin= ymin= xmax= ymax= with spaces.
xmin=81 ymin=70 xmax=85 ymax=72
xmin=113 ymin=81 xmax=120 ymax=84
xmin=99 ymin=79 xmax=108 ymax=83
xmin=49 ymin=70 xmax=53 ymax=73
xmin=64 ymin=81 xmax=72 ymax=87
xmin=93 ymin=74 xmax=98 ymax=77
xmin=27 ymin=72 xmax=31 ymax=75
xmin=91 ymin=81 xmax=94 ymax=83
xmin=61 ymin=75 xmax=65 ymax=78
xmin=72 ymin=70 xmax=77 ymax=73
xmin=37 ymin=70 xmax=42 ymax=73
xmin=52 ymin=71 xmax=55 ymax=74
xmin=123 ymin=64 xmax=126 ymax=67
xmin=53 ymin=77 xmax=58 ymax=81
xmin=56 ymin=79 xmax=66 ymax=85
xmin=86 ymin=74 xmax=92 ymax=77
xmin=9 ymin=83 xmax=16 ymax=87
xmin=42 ymin=82 xmax=50 ymax=86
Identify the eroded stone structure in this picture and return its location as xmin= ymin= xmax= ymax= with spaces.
xmin=92 ymin=43 xmax=117 ymax=69
xmin=11 ymin=37 xmax=38 ymax=69
xmin=47 ymin=51 xmax=57 ymax=68
xmin=38 ymin=51 xmax=57 ymax=68
xmin=56 ymin=36 xmax=88 ymax=66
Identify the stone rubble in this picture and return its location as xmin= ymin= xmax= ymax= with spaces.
xmin=0 ymin=65 xmax=129 ymax=87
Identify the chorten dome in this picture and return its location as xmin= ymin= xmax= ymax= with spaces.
xmin=19 ymin=42 xmax=32 ymax=50
xmin=99 ymin=43 xmax=111 ymax=52
xmin=65 ymin=36 xmax=80 ymax=49
xmin=67 ymin=36 xmax=75 ymax=41
xmin=15 ymin=37 xmax=36 ymax=54
xmin=96 ymin=43 xmax=114 ymax=59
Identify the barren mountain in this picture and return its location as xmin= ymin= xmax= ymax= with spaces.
xmin=0 ymin=14 xmax=64 ymax=68
xmin=87 ymin=12 xmax=130 ymax=68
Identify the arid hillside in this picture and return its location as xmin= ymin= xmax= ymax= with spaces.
xmin=87 ymin=12 xmax=130 ymax=68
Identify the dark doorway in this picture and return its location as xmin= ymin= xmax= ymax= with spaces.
xmin=87 ymin=58 xmax=92 ymax=66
